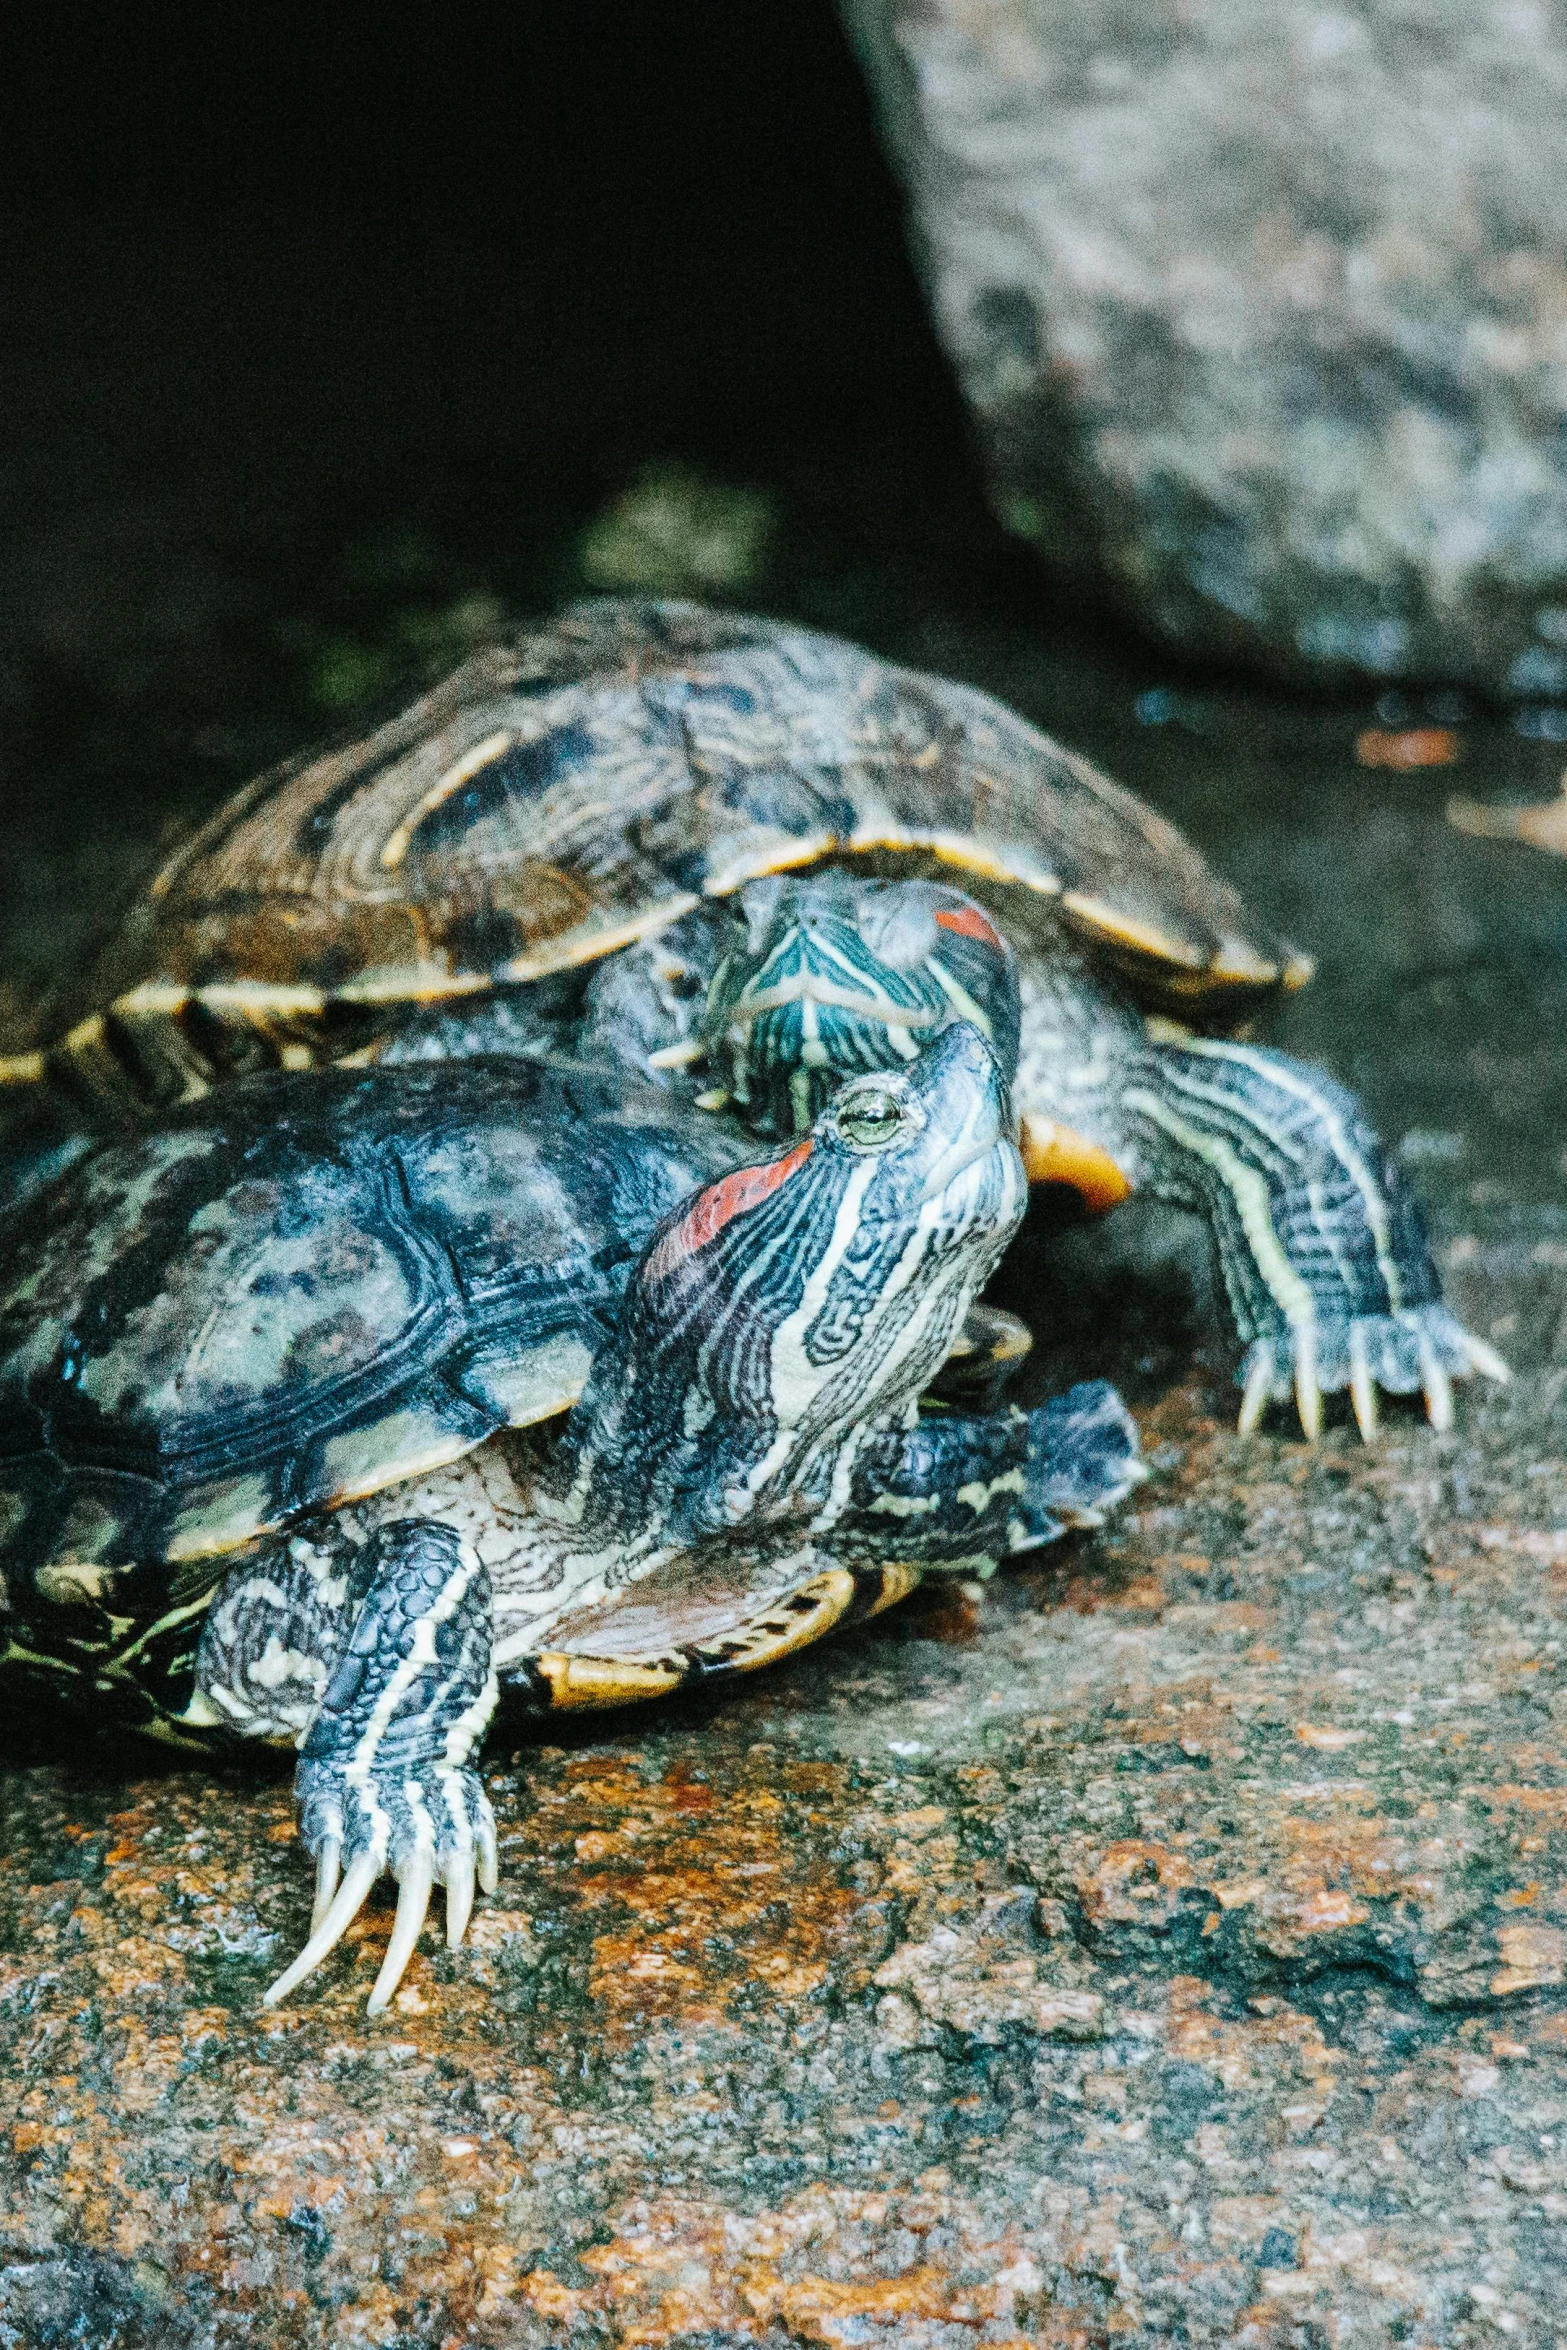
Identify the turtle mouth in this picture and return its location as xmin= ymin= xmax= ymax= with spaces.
xmin=918 ymin=1135 xmax=1025 ymax=1253
xmin=726 ymin=975 xmax=946 ymax=1035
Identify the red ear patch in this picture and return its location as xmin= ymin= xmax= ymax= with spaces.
xmin=934 ymin=902 xmax=1006 ymax=952
xmin=647 ymin=1139 xmax=814 ymax=1282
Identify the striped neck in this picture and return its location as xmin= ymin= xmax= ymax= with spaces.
xmin=538 ymin=1023 xmax=1026 ymax=1555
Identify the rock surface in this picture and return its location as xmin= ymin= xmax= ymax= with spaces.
xmin=841 ymin=0 xmax=1567 ymax=693
xmin=7 ymin=106 xmax=1567 ymax=2350
xmin=5 ymin=303 xmax=1567 ymax=2331
xmin=4 ymin=635 xmax=1567 ymax=2342
xmin=8 ymin=1372 xmax=1567 ymax=2347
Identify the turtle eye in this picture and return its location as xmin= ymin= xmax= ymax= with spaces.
xmin=835 ymin=1086 xmax=906 ymax=1149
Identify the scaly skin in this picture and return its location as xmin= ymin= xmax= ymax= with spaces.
xmin=704 ymin=876 xmax=1508 ymax=1441
xmin=175 ymin=1023 xmax=1140 ymax=2013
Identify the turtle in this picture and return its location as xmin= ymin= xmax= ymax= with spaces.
xmin=0 ymin=1022 xmax=1143 ymax=2012
xmin=0 ymin=597 xmax=1506 ymax=1436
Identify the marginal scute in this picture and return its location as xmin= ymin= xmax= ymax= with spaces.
xmin=34 ymin=1560 xmax=119 ymax=1606
xmin=496 ymin=889 xmax=703 ymax=983
xmin=862 ymin=1559 xmax=925 ymax=1616
xmin=1059 ymin=889 xmax=1212 ymax=972
xmin=691 ymin=1566 xmax=858 ymax=1672
xmin=1018 ymin=1115 xmax=1133 ymax=1209
xmin=533 ymin=1652 xmax=688 ymax=1708
xmin=460 ymin=1333 xmax=595 ymax=1429
xmin=163 ymin=1473 xmax=277 ymax=1563
xmin=528 ymin=1563 xmax=866 ymax=1712
xmin=319 ymin=1413 xmax=481 ymax=1512
xmin=0 ymin=1058 xmax=762 ymax=1636
xmin=43 ymin=600 xmax=1301 ymax=1089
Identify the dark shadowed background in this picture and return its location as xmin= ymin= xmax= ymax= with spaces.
xmin=3 ymin=0 xmax=1565 ymax=1193
xmin=0 ymin=0 xmax=1075 ymax=1003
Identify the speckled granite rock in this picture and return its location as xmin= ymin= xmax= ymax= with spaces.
xmin=841 ymin=0 xmax=1567 ymax=692
xmin=7 ymin=1361 xmax=1567 ymax=2347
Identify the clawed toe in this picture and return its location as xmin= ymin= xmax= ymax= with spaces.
xmin=263 ymin=1847 xmax=382 ymax=2009
xmin=1417 ymin=1327 xmax=1453 ymax=1433
xmin=1459 ymin=1331 xmax=1511 ymax=1386
xmin=310 ymin=1835 xmax=341 ymax=1934
xmin=265 ymin=1765 xmax=499 ymax=2014
xmin=446 ymin=1843 xmax=476 ymax=1951
xmin=1292 ymin=1325 xmax=1322 ymax=1442
xmin=1347 ymin=1324 xmax=1377 ymax=1442
xmin=368 ymin=1848 xmax=436 ymax=2015
xmin=1238 ymin=1342 xmax=1277 ymax=1437
xmin=1237 ymin=1306 xmax=1511 ymax=1444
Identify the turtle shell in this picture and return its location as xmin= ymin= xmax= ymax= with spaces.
xmin=71 ymin=600 xmax=1309 ymax=1085
xmin=0 ymin=1055 xmax=747 ymax=1629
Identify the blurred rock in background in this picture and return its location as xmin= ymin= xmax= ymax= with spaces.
xmin=841 ymin=0 xmax=1567 ymax=694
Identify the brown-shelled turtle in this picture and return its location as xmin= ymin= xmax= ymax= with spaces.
xmin=0 ymin=597 xmax=1506 ymax=1433
xmin=0 ymin=1023 xmax=1143 ymax=2011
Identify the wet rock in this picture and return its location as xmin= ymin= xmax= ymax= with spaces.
xmin=873 ymin=1902 xmax=1107 ymax=2046
xmin=4 ymin=618 xmax=1567 ymax=2342
xmin=841 ymin=0 xmax=1567 ymax=692
xmin=7 ymin=1353 xmax=1567 ymax=2345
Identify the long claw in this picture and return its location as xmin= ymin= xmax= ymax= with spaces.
xmin=445 ymin=1846 xmax=476 ymax=1950
xmin=1419 ymin=1331 xmax=1454 ymax=1432
xmin=263 ymin=1848 xmax=381 ymax=2009
xmin=647 ymin=1037 xmax=707 ymax=1070
xmin=1238 ymin=1343 xmax=1275 ymax=1436
xmin=367 ymin=1850 xmax=435 ymax=2015
xmin=1348 ymin=1325 xmax=1378 ymax=1444
xmin=477 ymin=1812 xmax=499 ymax=1897
xmin=311 ymin=1837 xmax=342 ymax=1934
xmin=1293 ymin=1324 xmax=1323 ymax=1442
xmin=1463 ymin=1334 xmax=1512 ymax=1385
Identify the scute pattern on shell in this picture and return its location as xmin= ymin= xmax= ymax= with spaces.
xmin=0 ymin=1056 xmax=748 ymax=1611
xmin=85 ymin=601 xmax=1299 ymax=1015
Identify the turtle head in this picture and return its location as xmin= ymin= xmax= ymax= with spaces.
xmin=598 ymin=1020 xmax=1026 ymax=1529
xmin=703 ymin=873 xmax=1021 ymax=1138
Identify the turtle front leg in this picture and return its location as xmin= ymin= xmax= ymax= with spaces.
xmin=1123 ymin=1037 xmax=1508 ymax=1439
xmin=817 ymin=1380 xmax=1146 ymax=1565
xmin=243 ymin=1520 xmax=499 ymax=2015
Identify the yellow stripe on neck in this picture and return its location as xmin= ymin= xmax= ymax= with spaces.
xmin=1123 ymin=1086 xmax=1316 ymax=1328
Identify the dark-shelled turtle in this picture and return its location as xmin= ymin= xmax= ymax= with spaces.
xmin=0 ymin=1025 xmax=1141 ymax=2011
xmin=0 ymin=597 xmax=1505 ymax=1434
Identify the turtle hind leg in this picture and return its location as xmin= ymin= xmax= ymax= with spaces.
xmin=260 ymin=1520 xmax=499 ymax=2016
xmin=1125 ymin=1038 xmax=1508 ymax=1440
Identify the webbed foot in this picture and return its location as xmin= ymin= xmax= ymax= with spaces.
xmin=1028 ymin=1379 xmax=1147 ymax=1534
xmin=1237 ymin=1305 xmax=1509 ymax=1443
xmin=260 ymin=1520 xmax=499 ymax=2014
xmin=833 ymin=1379 xmax=1144 ymax=1563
